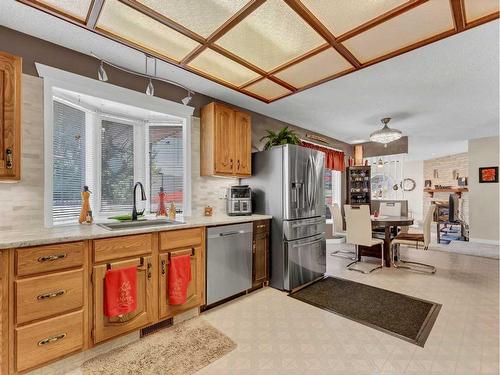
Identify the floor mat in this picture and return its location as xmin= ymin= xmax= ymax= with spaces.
xmin=82 ymin=318 xmax=236 ymax=374
xmin=289 ymin=277 xmax=441 ymax=347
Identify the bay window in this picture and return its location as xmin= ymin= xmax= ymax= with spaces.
xmin=49 ymin=95 xmax=188 ymax=226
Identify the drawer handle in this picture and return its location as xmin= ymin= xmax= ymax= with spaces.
xmin=257 ymin=224 xmax=266 ymax=229
xmin=6 ymin=148 xmax=13 ymax=169
xmin=37 ymin=289 xmax=65 ymax=300
xmin=37 ymin=333 xmax=66 ymax=346
xmin=37 ymin=253 xmax=67 ymax=262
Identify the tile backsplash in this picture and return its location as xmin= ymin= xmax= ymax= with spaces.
xmin=190 ymin=117 xmax=237 ymax=216
xmin=0 ymin=75 xmax=44 ymax=230
xmin=0 ymin=75 xmax=237 ymax=229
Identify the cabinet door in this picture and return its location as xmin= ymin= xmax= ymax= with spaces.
xmin=234 ymin=111 xmax=251 ymax=176
xmin=159 ymin=246 xmax=203 ymax=320
xmin=93 ymin=256 xmax=154 ymax=343
xmin=0 ymin=52 xmax=21 ymax=180
xmin=253 ymin=232 xmax=269 ymax=286
xmin=214 ymin=104 xmax=235 ymax=175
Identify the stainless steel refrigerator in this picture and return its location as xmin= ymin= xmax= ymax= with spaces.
xmin=244 ymin=144 xmax=326 ymax=291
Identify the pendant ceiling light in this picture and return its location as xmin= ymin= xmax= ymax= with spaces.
xmin=369 ymin=118 xmax=402 ymax=147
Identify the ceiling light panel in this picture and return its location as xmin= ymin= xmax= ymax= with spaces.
xmin=136 ymin=0 xmax=250 ymax=38
xmin=244 ymin=78 xmax=292 ymax=101
xmin=463 ymin=0 xmax=499 ymax=23
xmin=96 ymin=0 xmax=200 ymax=62
xmin=215 ymin=0 xmax=325 ymax=72
xmin=188 ymin=48 xmax=260 ymax=87
xmin=274 ymin=48 xmax=353 ymax=88
xmin=342 ymin=0 xmax=454 ymax=63
xmin=300 ymin=0 xmax=407 ymax=37
xmin=35 ymin=0 xmax=92 ymax=20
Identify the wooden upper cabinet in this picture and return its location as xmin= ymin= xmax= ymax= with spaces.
xmin=0 ymin=51 xmax=21 ymax=181
xmin=214 ymin=104 xmax=235 ymax=175
xmin=235 ymin=111 xmax=251 ymax=176
xmin=200 ymin=102 xmax=252 ymax=177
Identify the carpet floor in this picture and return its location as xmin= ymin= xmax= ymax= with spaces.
xmin=290 ymin=276 xmax=441 ymax=347
xmin=82 ymin=318 xmax=236 ymax=375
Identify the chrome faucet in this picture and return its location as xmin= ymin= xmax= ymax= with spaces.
xmin=132 ymin=182 xmax=147 ymax=221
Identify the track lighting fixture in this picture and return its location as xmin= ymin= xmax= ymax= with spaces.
xmin=97 ymin=61 xmax=108 ymax=82
xmin=146 ymin=78 xmax=154 ymax=96
xmin=91 ymin=52 xmax=195 ymax=105
xmin=182 ymin=91 xmax=193 ymax=105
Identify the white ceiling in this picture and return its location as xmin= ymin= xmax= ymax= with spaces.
xmin=1 ymin=0 xmax=498 ymax=160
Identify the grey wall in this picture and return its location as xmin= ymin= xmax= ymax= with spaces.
xmin=0 ymin=26 xmax=353 ymax=156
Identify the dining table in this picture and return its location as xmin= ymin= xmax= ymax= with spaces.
xmin=366 ymin=215 xmax=415 ymax=267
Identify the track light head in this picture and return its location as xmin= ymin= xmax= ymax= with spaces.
xmin=146 ymin=78 xmax=154 ymax=96
xmin=97 ymin=61 xmax=108 ymax=82
xmin=181 ymin=91 xmax=193 ymax=105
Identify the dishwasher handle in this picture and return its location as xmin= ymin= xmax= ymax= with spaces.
xmin=218 ymin=231 xmax=243 ymax=237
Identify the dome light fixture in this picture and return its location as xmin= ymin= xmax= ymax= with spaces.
xmin=369 ymin=118 xmax=402 ymax=147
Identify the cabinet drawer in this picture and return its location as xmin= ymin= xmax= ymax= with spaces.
xmin=15 ymin=242 xmax=84 ymax=276
xmin=16 ymin=268 xmax=83 ymax=325
xmin=15 ymin=310 xmax=84 ymax=373
xmin=159 ymin=227 xmax=203 ymax=251
xmin=93 ymin=234 xmax=152 ymax=263
xmin=254 ymin=220 xmax=269 ymax=235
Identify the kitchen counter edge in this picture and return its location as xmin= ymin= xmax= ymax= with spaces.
xmin=0 ymin=214 xmax=272 ymax=250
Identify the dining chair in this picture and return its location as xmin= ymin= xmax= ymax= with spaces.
xmin=328 ymin=204 xmax=355 ymax=260
xmin=379 ymin=202 xmax=402 ymax=216
xmin=390 ymin=205 xmax=436 ymax=273
xmin=344 ymin=205 xmax=384 ymax=274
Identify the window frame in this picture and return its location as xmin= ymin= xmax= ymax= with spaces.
xmin=39 ymin=63 xmax=194 ymax=227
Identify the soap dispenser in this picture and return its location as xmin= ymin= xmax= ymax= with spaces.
xmin=79 ymin=186 xmax=93 ymax=224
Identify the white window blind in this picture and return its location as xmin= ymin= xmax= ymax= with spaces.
xmin=52 ymin=101 xmax=86 ymax=224
xmin=149 ymin=125 xmax=184 ymax=213
xmin=100 ymin=120 xmax=134 ymax=213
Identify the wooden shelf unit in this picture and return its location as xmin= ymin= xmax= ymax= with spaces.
xmin=424 ymin=187 xmax=468 ymax=198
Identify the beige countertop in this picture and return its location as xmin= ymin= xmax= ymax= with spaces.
xmin=0 ymin=214 xmax=272 ymax=249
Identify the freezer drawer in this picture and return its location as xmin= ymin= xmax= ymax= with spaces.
xmin=283 ymin=216 xmax=325 ymax=241
xmin=284 ymin=234 xmax=326 ymax=291
xmin=206 ymin=223 xmax=253 ymax=305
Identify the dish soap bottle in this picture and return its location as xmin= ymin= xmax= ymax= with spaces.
xmin=169 ymin=201 xmax=176 ymax=221
xmin=79 ymin=186 xmax=93 ymax=224
xmin=156 ymin=187 xmax=167 ymax=217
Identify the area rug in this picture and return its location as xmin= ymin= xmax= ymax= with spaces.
xmin=82 ymin=318 xmax=236 ymax=375
xmin=289 ymin=277 xmax=441 ymax=347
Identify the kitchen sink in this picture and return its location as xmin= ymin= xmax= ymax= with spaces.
xmin=97 ymin=219 xmax=184 ymax=231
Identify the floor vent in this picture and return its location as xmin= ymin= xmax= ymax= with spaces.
xmin=140 ymin=318 xmax=173 ymax=338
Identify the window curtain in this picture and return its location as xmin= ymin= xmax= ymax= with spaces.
xmin=301 ymin=141 xmax=345 ymax=172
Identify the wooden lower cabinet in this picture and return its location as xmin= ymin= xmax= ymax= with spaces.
xmin=1 ymin=225 xmax=213 ymax=372
xmin=253 ymin=220 xmax=270 ymax=287
xmin=158 ymin=245 xmax=204 ymax=320
xmin=15 ymin=310 xmax=84 ymax=373
xmin=92 ymin=256 xmax=155 ymax=344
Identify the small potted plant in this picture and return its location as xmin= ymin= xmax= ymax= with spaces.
xmin=260 ymin=126 xmax=301 ymax=150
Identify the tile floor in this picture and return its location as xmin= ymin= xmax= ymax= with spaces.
xmin=197 ymin=246 xmax=499 ymax=375
xmin=35 ymin=243 xmax=499 ymax=375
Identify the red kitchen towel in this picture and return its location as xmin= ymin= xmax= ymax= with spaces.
xmin=168 ymin=254 xmax=192 ymax=305
xmin=104 ymin=266 xmax=137 ymax=317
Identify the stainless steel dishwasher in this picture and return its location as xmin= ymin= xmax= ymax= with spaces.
xmin=206 ymin=223 xmax=253 ymax=305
